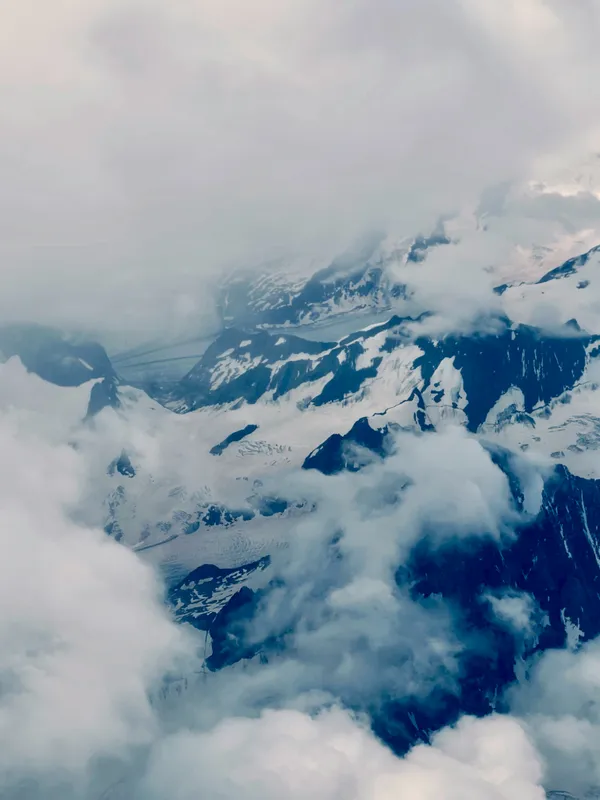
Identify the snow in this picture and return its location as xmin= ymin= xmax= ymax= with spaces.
xmin=422 ymin=357 xmax=468 ymax=427
xmin=482 ymin=388 xmax=526 ymax=430
xmin=502 ymin=249 xmax=600 ymax=334
xmin=8 ymin=149 xmax=600 ymax=587
xmin=59 ymin=333 xmax=426 ymax=564
xmin=210 ymin=354 xmax=265 ymax=391
xmin=355 ymin=331 xmax=387 ymax=370
xmin=483 ymin=375 xmax=600 ymax=479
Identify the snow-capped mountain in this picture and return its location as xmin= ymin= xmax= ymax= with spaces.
xmin=0 ymin=324 xmax=120 ymax=418
xmin=217 ymin=225 xmax=451 ymax=333
xmin=8 ymin=167 xmax=600 ymax=798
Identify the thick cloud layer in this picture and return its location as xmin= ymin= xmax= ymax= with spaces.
xmin=1 ymin=0 xmax=600 ymax=340
xmin=510 ymin=637 xmax=600 ymax=797
xmin=0 ymin=414 xmax=190 ymax=795
xmin=151 ymin=426 xmax=544 ymax=731
xmin=142 ymin=708 xmax=545 ymax=800
xmin=0 ymin=360 xmax=552 ymax=798
xmin=0 ymin=358 xmax=595 ymax=800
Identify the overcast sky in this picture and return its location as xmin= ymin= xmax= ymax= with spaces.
xmin=1 ymin=0 xmax=599 ymax=340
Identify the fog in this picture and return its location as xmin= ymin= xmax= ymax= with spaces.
xmin=0 ymin=0 xmax=599 ymax=340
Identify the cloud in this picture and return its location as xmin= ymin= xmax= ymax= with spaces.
xmin=510 ymin=637 xmax=600 ymax=797
xmin=483 ymin=590 xmax=545 ymax=649
xmin=0 ymin=414 xmax=191 ymax=796
xmin=0 ymin=341 xmax=572 ymax=800
xmin=1 ymin=0 xmax=600 ymax=341
xmin=183 ymin=426 xmax=540 ymax=722
xmin=141 ymin=707 xmax=545 ymax=800
xmin=0 ymin=357 xmax=92 ymax=442
xmin=395 ymin=175 xmax=600 ymax=338
xmin=3 ymin=0 xmax=600 ymax=782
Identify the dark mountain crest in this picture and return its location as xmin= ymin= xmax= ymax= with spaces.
xmin=406 ymin=220 xmax=452 ymax=263
xmin=0 ymin=323 xmax=121 ymax=419
xmin=218 ymin=224 xmax=454 ymax=332
xmin=303 ymin=417 xmax=391 ymax=475
xmin=414 ymin=319 xmax=599 ymax=432
xmin=159 ymin=310 xmax=599 ymax=454
xmin=0 ymin=323 xmax=115 ymax=387
xmin=85 ymin=376 xmax=121 ymax=418
xmin=537 ymin=244 xmax=600 ymax=284
xmin=107 ymin=451 xmax=136 ymax=478
xmin=161 ymin=316 xmax=409 ymax=411
xmin=210 ymin=424 xmax=259 ymax=456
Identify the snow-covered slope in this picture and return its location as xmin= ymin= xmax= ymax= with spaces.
xmin=217 ymin=228 xmax=448 ymax=332
xmin=9 ymin=231 xmax=600 ymax=580
xmin=12 ymin=241 xmax=597 ymax=575
xmin=7 ymin=155 xmax=600 ymax=796
xmin=502 ymin=245 xmax=600 ymax=333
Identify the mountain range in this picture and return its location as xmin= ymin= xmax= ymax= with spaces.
xmin=5 ymin=183 xmax=600 ymax=797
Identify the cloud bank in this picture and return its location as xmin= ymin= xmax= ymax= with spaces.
xmin=1 ymin=0 xmax=600 ymax=340
xmin=0 ymin=369 xmax=551 ymax=799
xmin=142 ymin=708 xmax=545 ymax=800
xmin=510 ymin=636 xmax=600 ymax=797
xmin=0 ymin=357 xmax=597 ymax=800
xmin=0 ymin=414 xmax=190 ymax=797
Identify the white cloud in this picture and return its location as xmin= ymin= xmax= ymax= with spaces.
xmin=1 ymin=0 xmax=599 ymax=341
xmin=141 ymin=707 xmax=545 ymax=800
xmin=0 ymin=416 xmax=191 ymax=795
xmin=0 ymin=357 xmax=92 ymax=442
xmin=199 ymin=426 xmax=539 ymax=716
xmin=483 ymin=590 xmax=544 ymax=647
xmin=0 ymin=310 xmax=570 ymax=800
xmin=510 ymin=638 xmax=600 ymax=797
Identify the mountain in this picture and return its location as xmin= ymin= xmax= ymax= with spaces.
xmin=501 ymin=244 xmax=600 ymax=334
xmin=187 ymin=453 xmax=600 ymax=752
xmin=0 ymin=324 xmax=119 ymax=418
xmin=92 ymin=305 xmax=599 ymax=557
xmin=168 ymin=557 xmax=271 ymax=632
xmin=132 ymin=239 xmax=600 ymax=769
xmin=9 ymin=220 xmax=600 ymax=795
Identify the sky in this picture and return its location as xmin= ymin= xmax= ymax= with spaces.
xmin=0 ymin=0 xmax=600 ymax=341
